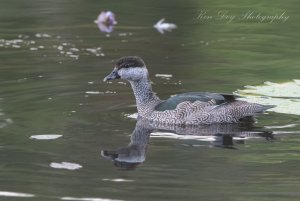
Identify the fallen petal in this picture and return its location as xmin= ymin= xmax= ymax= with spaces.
xmin=30 ymin=134 xmax=62 ymax=140
xmin=50 ymin=162 xmax=82 ymax=170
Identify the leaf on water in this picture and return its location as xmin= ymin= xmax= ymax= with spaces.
xmin=30 ymin=134 xmax=62 ymax=140
xmin=236 ymin=80 xmax=300 ymax=115
xmin=124 ymin=113 xmax=138 ymax=119
xmin=61 ymin=196 xmax=124 ymax=201
xmin=102 ymin=178 xmax=134 ymax=182
xmin=0 ymin=191 xmax=35 ymax=197
xmin=50 ymin=162 xmax=82 ymax=170
xmin=155 ymin=74 xmax=173 ymax=78
xmin=85 ymin=91 xmax=104 ymax=95
xmin=153 ymin=18 xmax=177 ymax=34
xmin=237 ymin=80 xmax=300 ymax=97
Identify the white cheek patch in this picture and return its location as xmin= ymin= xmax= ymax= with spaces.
xmin=119 ymin=67 xmax=148 ymax=80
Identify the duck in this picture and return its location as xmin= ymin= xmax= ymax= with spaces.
xmin=103 ymin=56 xmax=274 ymax=125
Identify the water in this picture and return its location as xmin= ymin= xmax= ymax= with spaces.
xmin=1 ymin=0 xmax=300 ymax=200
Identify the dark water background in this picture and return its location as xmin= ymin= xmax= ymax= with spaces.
xmin=0 ymin=0 xmax=300 ymax=201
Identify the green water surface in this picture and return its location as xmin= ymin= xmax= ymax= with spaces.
xmin=0 ymin=0 xmax=300 ymax=201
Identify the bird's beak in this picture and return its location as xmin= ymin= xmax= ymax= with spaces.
xmin=103 ymin=68 xmax=120 ymax=82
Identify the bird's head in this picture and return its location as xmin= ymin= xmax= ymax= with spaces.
xmin=103 ymin=56 xmax=148 ymax=82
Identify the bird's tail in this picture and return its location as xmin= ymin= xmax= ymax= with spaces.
xmin=261 ymin=104 xmax=276 ymax=111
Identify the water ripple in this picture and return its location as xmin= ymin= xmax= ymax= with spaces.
xmin=0 ymin=33 xmax=105 ymax=61
xmin=0 ymin=101 xmax=13 ymax=129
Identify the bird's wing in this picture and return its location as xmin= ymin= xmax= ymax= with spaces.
xmin=154 ymin=92 xmax=240 ymax=111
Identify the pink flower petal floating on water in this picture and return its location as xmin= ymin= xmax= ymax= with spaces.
xmin=94 ymin=11 xmax=117 ymax=33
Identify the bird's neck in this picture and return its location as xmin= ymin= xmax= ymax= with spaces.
xmin=129 ymin=78 xmax=160 ymax=116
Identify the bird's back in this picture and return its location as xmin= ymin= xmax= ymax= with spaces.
xmin=147 ymin=92 xmax=274 ymax=125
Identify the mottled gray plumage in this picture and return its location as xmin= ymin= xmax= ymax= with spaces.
xmin=103 ymin=56 xmax=274 ymax=125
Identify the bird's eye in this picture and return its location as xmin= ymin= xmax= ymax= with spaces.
xmin=124 ymin=63 xmax=131 ymax=68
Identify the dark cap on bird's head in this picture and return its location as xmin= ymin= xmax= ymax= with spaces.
xmin=115 ymin=56 xmax=145 ymax=69
xmin=103 ymin=56 xmax=147 ymax=82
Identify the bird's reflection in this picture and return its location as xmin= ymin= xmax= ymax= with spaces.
xmin=101 ymin=119 xmax=152 ymax=170
xmin=101 ymin=118 xmax=274 ymax=170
